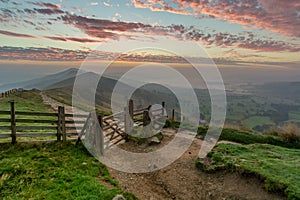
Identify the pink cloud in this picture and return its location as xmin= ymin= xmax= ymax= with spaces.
xmin=61 ymin=14 xmax=299 ymax=52
xmin=0 ymin=30 xmax=35 ymax=38
xmin=44 ymin=36 xmax=100 ymax=43
xmin=131 ymin=0 xmax=300 ymax=37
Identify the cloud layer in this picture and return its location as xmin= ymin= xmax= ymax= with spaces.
xmin=131 ymin=0 xmax=300 ymax=37
xmin=61 ymin=14 xmax=299 ymax=52
xmin=0 ymin=0 xmax=298 ymax=64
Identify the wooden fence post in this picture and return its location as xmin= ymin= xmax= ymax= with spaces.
xmin=172 ymin=109 xmax=175 ymax=122
xmin=61 ymin=107 xmax=66 ymax=143
xmin=124 ymin=106 xmax=132 ymax=140
xmin=129 ymin=99 xmax=134 ymax=118
xmin=94 ymin=113 xmax=104 ymax=155
xmin=98 ymin=115 xmax=103 ymax=128
xmin=143 ymin=110 xmax=150 ymax=126
xmin=162 ymin=101 xmax=165 ymax=116
xmin=10 ymin=101 xmax=16 ymax=144
xmin=57 ymin=106 xmax=62 ymax=141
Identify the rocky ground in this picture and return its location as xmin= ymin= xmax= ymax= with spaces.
xmin=108 ymin=129 xmax=286 ymax=200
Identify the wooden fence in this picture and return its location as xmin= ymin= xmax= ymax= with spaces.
xmin=0 ymin=101 xmax=88 ymax=144
xmin=0 ymin=89 xmax=20 ymax=98
xmin=1 ymin=99 xmax=186 ymax=145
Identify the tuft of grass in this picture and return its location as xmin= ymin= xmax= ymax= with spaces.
xmin=266 ymin=123 xmax=300 ymax=143
xmin=278 ymin=123 xmax=300 ymax=143
xmin=197 ymin=126 xmax=300 ymax=149
xmin=0 ymin=142 xmax=138 ymax=200
xmin=196 ymin=143 xmax=300 ymax=200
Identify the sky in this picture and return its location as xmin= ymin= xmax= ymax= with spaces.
xmin=0 ymin=0 xmax=299 ymax=84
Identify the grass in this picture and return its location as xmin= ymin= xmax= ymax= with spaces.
xmin=219 ymin=128 xmax=300 ymax=149
xmin=0 ymin=142 xmax=137 ymax=200
xmin=195 ymin=143 xmax=300 ymax=200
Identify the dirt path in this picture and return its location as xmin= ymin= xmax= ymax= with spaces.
xmin=108 ymin=129 xmax=286 ymax=200
xmin=41 ymin=92 xmax=87 ymax=115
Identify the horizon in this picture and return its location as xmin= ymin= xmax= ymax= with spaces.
xmin=1 ymin=65 xmax=300 ymax=88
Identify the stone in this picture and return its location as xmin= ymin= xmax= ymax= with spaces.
xmin=149 ymin=136 xmax=161 ymax=144
xmin=112 ymin=194 xmax=126 ymax=200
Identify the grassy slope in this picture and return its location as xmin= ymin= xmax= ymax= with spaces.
xmin=196 ymin=144 xmax=300 ymax=200
xmin=0 ymin=90 xmax=137 ymax=199
xmin=0 ymin=90 xmax=53 ymax=112
xmin=44 ymin=89 xmax=112 ymax=116
xmin=0 ymin=142 xmax=137 ymax=200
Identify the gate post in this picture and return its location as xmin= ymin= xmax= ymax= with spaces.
xmin=10 ymin=101 xmax=16 ymax=144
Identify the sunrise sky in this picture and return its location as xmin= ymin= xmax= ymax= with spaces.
xmin=0 ymin=0 xmax=299 ymax=84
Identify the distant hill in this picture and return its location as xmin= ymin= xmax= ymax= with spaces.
xmin=0 ymin=68 xmax=78 ymax=92
xmin=45 ymin=71 xmax=183 ymax=115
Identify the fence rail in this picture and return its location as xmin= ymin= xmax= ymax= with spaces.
xmin=0 ymin=101 xmax=87 ymax=144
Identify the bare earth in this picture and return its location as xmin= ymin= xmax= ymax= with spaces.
xmin=108 ymin=129 xmax=286 ymax=200
xmin=41 ymin=94 xmax=286 ymax=200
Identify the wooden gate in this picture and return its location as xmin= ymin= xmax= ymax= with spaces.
xmin=77 ymin=100 xmax=167 ymax=151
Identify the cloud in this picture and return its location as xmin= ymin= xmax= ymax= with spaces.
xmin=28 ymin=1 xmax=64 ymax=15
xmin=131 ymin=0 xmax=300 ymax=37
xmin=90 ymin=2 xmax=99 ymax=6
xmin=0 ymin=45 xmax=201 ymax=63
xmin=61 ymin=14 xmax=152 ymax=40
xmin=23 ymin=19 xmax=36 ymax=26
xmin=0 ymin=46 xmax=89 ymax=61
xmin=23 ymin=8 xmax=36 ymax=14
xmin=103 ymin=2 xmax=110 ymax=7
xmin=184 ymin=30 xmax=300 ymax=52
xmin=238 ymin=40 xmax=300 ymax=52
xmin=44 ymin=36 xmax=101 ymax=43
xmin=61 ymin=14 xmax=195 ymax=41
xmin=258 ymin=0 xmax=300 ymax=13
xmin=33 ymin=8 xmax=64 ymax=15
xmin=0 ymin=46 xmax=131 ymax=62
xmin=29 ymin=2 xmax=60 ymax=9
xmin=0 ymin=8 xmax=16 ymax=23
xmin=0 ymin=30 xmax=35 ymax=38
xmin=131 ymin=0 xmax=190 ymax=15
